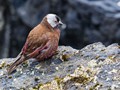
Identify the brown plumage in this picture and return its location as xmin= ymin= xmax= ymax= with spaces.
xmin=8 ymin=14 xmax=64 ymax=74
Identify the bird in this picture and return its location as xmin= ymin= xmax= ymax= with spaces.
xmin=7 ymin=14 xmax=64 ymax=74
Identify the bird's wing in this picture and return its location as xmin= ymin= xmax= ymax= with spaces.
xmin=8 ymin=29 xmax=50 ymax=74
xmin=26 ymin=39 xmax=51 ymax=59
xmin=36 ymin=39 xmax=58 ymax=61
xmin=22 ymin=27 xmax=50 ymax=58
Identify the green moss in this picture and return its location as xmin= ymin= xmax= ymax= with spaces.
xmin=31 ymin=88 xmax=38 ymax=90
xmin=0 ymin=61 xmax=6 ymax=69
xmin=69 ymin=76 xmax=89 ymax=84
xmin=32 ymin=86 xmax=39 ymax=89
xmin=33 ymin=83 xmax=43 ymax=89
xmin=95 ymin=56 xmax=100 ymax=59
xmin=62 ymin=50 xmax=66 ymax=53
xmin=108 ymin=88 xmax=111 ymax=90
xmin=89 ymin=83 xmax=102 ymax=90
xmin=8 ymin=75 xmax=12 ymax=79
xmin=22 ymin=61 xmax=28 ymax=67
xmin=54 ymin=77 xmax=63 ymax=89
xmin=20 ymin=88 xmax=25 ymax=90
xmin=55 ymin=77 xmax=62 ymax=85
xmin=38 ymin=83 xmax=44 ymax=88
xmin=61 ymin=54 xmax=71 ymax=61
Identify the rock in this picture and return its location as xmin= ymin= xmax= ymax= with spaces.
xmin=0 ymin=42 xmax=120 ymax=90
xmin=64 ymin=0 xmax=120 ymax=48
xmin=1 ymin=0 xmax=120 ymax=60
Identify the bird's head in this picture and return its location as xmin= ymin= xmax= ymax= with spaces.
xmin=45 ymin=14 xmax=66 ymax=29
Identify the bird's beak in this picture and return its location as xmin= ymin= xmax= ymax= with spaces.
xmin=58 ymin=21 xmax=66 ymax=29
xmin=59 ymin=21 xmax=64 ymax=25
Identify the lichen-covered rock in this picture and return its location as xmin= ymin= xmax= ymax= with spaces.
xmin=0 ymin=42 xmax=120 ymax=90
xmin=1 ymin=0 xmax=120 ymax=57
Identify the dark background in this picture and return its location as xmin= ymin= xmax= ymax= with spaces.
xmin=0 ymin=0 xmax=120 ymax=58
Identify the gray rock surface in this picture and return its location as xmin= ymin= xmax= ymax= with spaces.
xmin=0 ymin=0 xmax=120 ymax=59
xmin=0 ymin=42 xmax=120 ymax=90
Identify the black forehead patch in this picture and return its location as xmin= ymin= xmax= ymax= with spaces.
xmin=56 ymin=16 xmax=60 ymax=22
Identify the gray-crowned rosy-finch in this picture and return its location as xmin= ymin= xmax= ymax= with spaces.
xmin=8 ymin=14 xmax=64 ymax=74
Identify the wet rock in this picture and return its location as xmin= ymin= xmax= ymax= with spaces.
xmin=0 ymin=42 xmax=120 ymax=90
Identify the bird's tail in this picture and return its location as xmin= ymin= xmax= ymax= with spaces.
xmin=7 ymin=53 xmax=27 ymax=74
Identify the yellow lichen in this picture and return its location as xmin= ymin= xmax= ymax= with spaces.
xmin=65 ymin=75 xmax=89 ymax=84
xmin=33 ymin=66 xmax=97 ymax=90
xmin=88 ymin=60 xmax=97 ymax=68
xmin=8 ymin=75 xmax=12 ymax=79
xmin=89 ymin=83 xmax=102 ymax=90
xmin=60 ymin=54 xmax=72 ymax=61
xmin=0 ymin=61 xmax=6 ymax=69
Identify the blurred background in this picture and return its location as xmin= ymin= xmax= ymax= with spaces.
xmin=0 ymin=0 xmax=120 ymax=58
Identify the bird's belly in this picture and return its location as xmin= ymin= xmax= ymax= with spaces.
xmin=47 ymin=45 xmax=58 ymax=57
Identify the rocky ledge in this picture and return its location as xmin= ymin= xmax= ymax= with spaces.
xmin=0 ymin=42 xmax=120 ymax=90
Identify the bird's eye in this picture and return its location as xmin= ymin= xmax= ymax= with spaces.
xmin=55 ymin=20 xmax=58 ymax=23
